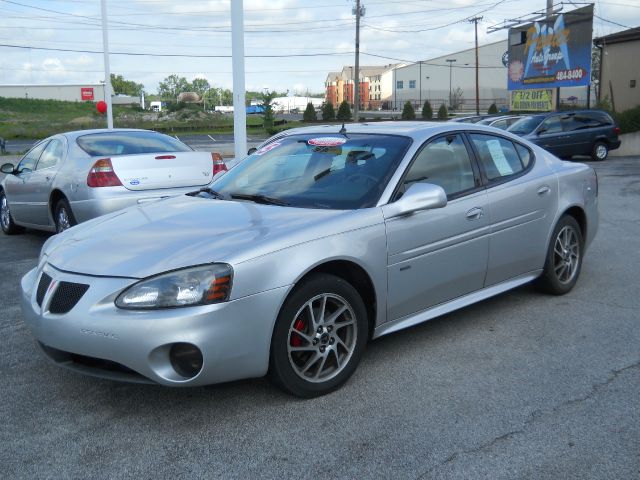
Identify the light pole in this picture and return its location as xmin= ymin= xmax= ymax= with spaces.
xmin=446 ymin=59 xmax=456 ymax=109
xmin=419 ymin=61 xmax=422 ymax=109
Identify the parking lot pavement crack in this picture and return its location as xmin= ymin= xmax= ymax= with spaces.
xmin=415 ymin=361 xmax=640 ymax=479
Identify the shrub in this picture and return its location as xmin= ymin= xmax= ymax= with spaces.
xmin=336 ymin=100 xmax=352 ymax=121
xmin=303 ymin=102 xmax=317 ymax=122
xmin=322 ymin=102 xmax=336 ymax=121
xmin=437 ymin=103 xmax=448 ymax=119
xmin=401 ymin=101 xmax=416 ymax=120
xmin=487 ymin=103 xmax=498 ymax=114
xmin=613 ymin=105 xmax=640 ymax=134
xmin=421 ymin=100 xmax=433 ymax=120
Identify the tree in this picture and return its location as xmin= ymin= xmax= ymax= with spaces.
xmin=261 ymin=90 xmax=278 ymax=130
xmin=437 ymin=103 xmax=448 ymax=119
xmin=487 ymin=103 xmax=498 ymax=114
xmin=450 ymin=87 xmax=464 ymax=110
xmin=157 ymin=74 xmax=190 ymax=100
xmin=322 ymin=102 xmax=336 ymax=121
xmin=401 ymin=101 xmax=416 ymax=120
xmin=110 ymin=74 xmax=144 ymax=96
xmin=421 ymin=100 xmax=433 ymax=120
xmin=303 ymin=102 xmax=317 ymax=122
xmin=190 ymin=77 xmax=211 ymax=96
xmin=336 ymin=100 xmax=352 ymax=121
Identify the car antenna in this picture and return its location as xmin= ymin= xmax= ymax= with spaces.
xmin=339 ymin=123 xmax=347 ymax=135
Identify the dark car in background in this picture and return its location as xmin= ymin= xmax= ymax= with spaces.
xmin=507 ymin=110 xmax=621 ymax=161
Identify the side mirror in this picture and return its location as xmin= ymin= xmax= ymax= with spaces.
xmin=0 ymin=163 xmax=15 ymax=174
xmin=536 ymin=127 xmax=547 ymax=135
xmin=383 ymin=182 xmax=447 ymax=219
xmin=247 ymin=147 xmax=257 ymax=155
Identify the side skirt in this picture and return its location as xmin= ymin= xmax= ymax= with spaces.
xmin=373 ymin=270 xmax=542 ymax=339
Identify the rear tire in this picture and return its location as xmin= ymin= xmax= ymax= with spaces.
xmin=591 ymin=141 xmax=608 ymax=161
xmin=0 ymin=190 xmax=24 ymax=235
xmin=535 ymin=215 xmax=583 ymax=295
xmin=269 ymin=273 xmax=368 ymax=398
xmin=54 ymin=198 xmax=77 ymax=233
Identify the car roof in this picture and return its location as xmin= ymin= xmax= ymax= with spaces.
xmin=60 ymin=128 xmax=159 ymax=141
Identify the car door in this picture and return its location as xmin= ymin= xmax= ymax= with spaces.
xmin=383 ymin=133 xmax=490 ymax=322
xmin=24 ymin=137 xmax=66 ymax=226
xmin=468 ymin=133 xmax=557 ymax=286
xmin=2 ymin=140 xmax=49 ymax=224
xmin=534 ymin=114 xmax=569 ymax=157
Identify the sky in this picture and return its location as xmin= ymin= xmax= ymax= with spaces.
xmin=1 ymin=0 xmax=638 ymax=95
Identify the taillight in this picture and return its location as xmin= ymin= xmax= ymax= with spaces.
xmin=211 ymin=152 xmax=227 ymax=175
xmin=87 ymin=158 xmax=123 ymax=187
xmin=613 ymin=127 xmax=621 ymax=135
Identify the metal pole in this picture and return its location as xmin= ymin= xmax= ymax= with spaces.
xmin=469 ymin=17 xmax=482 ymax=115
xmin=231 ymin=0 xmax=247 ymax=160
xmin=547 ymin=0 xmax=560 ymax=110
xmin=446 ymin=59 xmax=456 ymax=109
xmin=354 ymin=0 xmax=362 ymax=122
xmin=100 ymin=0 xmax=113 ymax=129
xmin=419 ymin=61 xmax=422 ymax=110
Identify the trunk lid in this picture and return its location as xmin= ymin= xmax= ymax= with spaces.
xmin=108 ymin=152 xmax=214 ymax=191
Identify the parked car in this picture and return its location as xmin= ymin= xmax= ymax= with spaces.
xmin=21 ymin=122 xmax=598 ymax=397
xmin=507 ymin=110 xmax=621 ymax=160
xmin=476 ymin=115 xmax=522 ymax=130
xmin=0 ymin=129 xmax=226 ymax=234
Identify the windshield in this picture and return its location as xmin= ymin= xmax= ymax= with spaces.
xmin=77 ymin=131 xmax=193 ymax=156
xmin=212 ymin=133 xmax=412 ymax=209
xmin=507 ymin=115 xmax=544 ymax=135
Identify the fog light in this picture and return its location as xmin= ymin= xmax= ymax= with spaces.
xmin=169 ymin=343 xmax=203 ymax=379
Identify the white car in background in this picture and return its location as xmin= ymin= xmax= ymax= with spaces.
xmin=1 ymin=128 xmax=226 ymax=234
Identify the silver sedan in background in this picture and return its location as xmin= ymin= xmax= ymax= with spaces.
xmin=0 ymin=129 xmax=226 ymax=234
xmin=20 ymin=122 xmax=598 ymax=397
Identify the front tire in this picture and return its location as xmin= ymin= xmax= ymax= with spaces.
xmin=269 ymin=273 xmax=368 ymax=398
xmin=591 ymin=141 xmax=608 ymax=161
xmin=0 ymin=190 xmax=24 ymax=235
xmin=54 ymin=198 xmax=77 ymax=233
xmin=536 ymin=215 xmax=583 ymax=295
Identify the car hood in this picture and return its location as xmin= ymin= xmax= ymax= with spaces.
xmin=43 ymin=195 xmax=381 ymax=278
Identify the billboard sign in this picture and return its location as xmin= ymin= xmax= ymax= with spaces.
xmin=510 ymin=89 xmax=554 ymax=111
xmin=507 ymin=5 xmax=593 ymax=90
xmin=81 ymin=87 xmax=94 ymax=101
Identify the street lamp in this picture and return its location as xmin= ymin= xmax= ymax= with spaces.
xmin=446 ymin=59 xmax=456 ymax=109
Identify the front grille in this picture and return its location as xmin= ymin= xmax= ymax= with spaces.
xmin=49 ymin=281 xmax=89 ymax=314
xmin=36 ymin=272 xmax=52 ymax=307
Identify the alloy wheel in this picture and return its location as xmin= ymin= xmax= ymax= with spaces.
xmin=595 ymin=144 xmax=607 ymax=160
xmin=56 ymin=207 xmax=71 ymax=232
xmin=287 ymin=293 xmax=357 ymax=383
xmin=0 ymin=196 xmax=10 ymax=231
xmin=553 ymin=225 xmax=580 ymax=284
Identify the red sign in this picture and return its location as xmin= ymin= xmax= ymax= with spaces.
xmin=81 ymin=87 xmax=94 ymax=101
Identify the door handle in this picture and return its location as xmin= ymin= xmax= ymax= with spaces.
xmin=466 ymin=207 xmax=483 ymax=220
xmin=537 ymin=185 xmax=551 ymax=195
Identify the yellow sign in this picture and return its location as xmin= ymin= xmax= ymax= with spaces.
xmin=510 ymin=89 xmax=553 ymax=111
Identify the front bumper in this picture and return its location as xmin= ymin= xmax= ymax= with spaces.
xmin=21 ymin=263 xmax=288 ymax=386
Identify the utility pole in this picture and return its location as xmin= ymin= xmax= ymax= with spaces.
xmin=547 ymin=0 xmax=560 ymax=109
xmin=100 ymin=0 xmax=113 ymax=129
xmin=469 ymin=16 xmax=482 ymax=115
xmin=353 ymin=1 xmax=365 ymax=122
xmin=446 ymin=59 xmax=456 ymax=109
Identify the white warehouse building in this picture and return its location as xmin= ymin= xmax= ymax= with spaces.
xmin=390 ymin=40 xmax=509 ymax=112
xmin=0 ymin=83 xmax=107 ymax=102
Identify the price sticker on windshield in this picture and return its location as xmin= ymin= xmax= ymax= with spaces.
xmin=254 ymin=142 xmax=281 ymax=156
xmin=307 ymin=137 xmax=347 ymax=147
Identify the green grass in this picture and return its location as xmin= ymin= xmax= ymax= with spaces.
xmin=0 ymin=97 xmax=299 ymax=140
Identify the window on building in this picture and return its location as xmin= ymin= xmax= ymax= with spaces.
xmin=631 ymin=79 xmax=637 ymax=88
xmin=397 ymin=80 xmax=403 ymax=89
xmin=409 ymin=80 xmax=416 ymax=89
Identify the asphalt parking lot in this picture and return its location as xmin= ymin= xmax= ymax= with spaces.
xmin=1 ymin=157 xmax=638 ymax=479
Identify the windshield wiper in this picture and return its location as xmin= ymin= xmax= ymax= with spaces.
xmin=187 ymin=187 xmax=228 ymax=200
xmin=229 ymin=192 xmax=289 ymax=206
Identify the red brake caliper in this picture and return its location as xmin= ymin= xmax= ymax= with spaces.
xmin=290 ymin=317 xmax=306 ymax=347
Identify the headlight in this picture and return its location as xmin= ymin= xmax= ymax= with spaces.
xmin=115 ymin=264 xmax=233 ymax=309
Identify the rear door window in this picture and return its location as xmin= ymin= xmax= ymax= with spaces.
xmin=36 ymin=139 xmax=64 ymax=170
xmin=470 ymin=134 xmax=527 ymax=181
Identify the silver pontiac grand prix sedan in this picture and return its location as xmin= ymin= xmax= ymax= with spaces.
xmin=20 ymin=122 xmax=598 ymax=397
